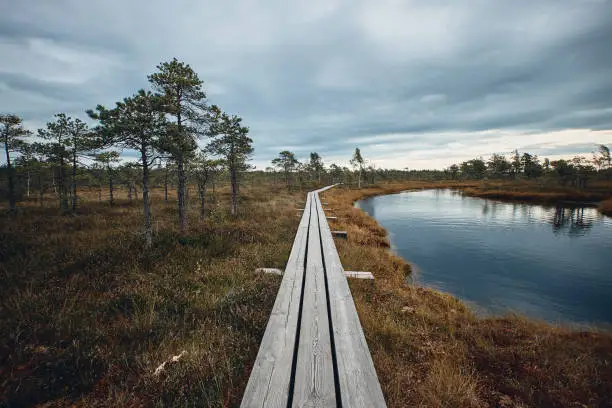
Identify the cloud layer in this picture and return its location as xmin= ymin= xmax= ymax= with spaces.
xmin=1 ymin=0 xmax=611 ymax=169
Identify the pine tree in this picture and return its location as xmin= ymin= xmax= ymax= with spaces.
xmin=308 ymin=152 xmax=324 ymax=183
xmin=272 ymin=150 xmax=299 ymax=190
xmin=66 ymin=118 xmax=95 ymax=213
xmin=1 ymin=114 xmax=31 ymax=212
xmin=350 ymin=147 xmax=365 ymax=188
xmin=148 ymin=59 xmax=207 ymax=233
xmin=38 ymin=113 xmax=71 ymax=212
xmin=207 ymin=106 xmax=253 ymax=215
xmin=89 ymin=90 xmax=165 ymax=248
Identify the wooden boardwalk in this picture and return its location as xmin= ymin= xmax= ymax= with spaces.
xmin=241 ymin=185 xmax=386 ymax=408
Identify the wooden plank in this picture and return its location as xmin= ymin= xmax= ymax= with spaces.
xmin=326 ymin=216 xmax=338 ymax=220
xmin=254 ymin=268 xmax=284 ymax=276
xmin=241 ymin=193 xmax=313 ymax=408
xmin=344 ymin=271 xmax=374 ymax=280
xmin=292 ymin=192 xmax=337 ymax=407
xmin=313 ymin=193 xmax=387 ymax=408
xmin=331 ymin=230 xmax=347 ymax=239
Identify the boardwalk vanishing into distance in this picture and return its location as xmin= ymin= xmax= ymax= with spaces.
xmin=241 ymin=185 xmax=386 ymax=408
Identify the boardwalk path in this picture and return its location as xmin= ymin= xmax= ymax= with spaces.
xmin=241 ymin=185 xmax=386 ymax=408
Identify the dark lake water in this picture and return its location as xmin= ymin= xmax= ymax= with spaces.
xmin=356 ymin=189 xmax=612 ymax=326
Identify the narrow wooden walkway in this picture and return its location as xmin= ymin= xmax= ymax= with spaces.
xmin=241 ymin=185 xmax=386 ymax=408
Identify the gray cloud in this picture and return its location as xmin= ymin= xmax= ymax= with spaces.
xmin=1 ymin=0 xmax=611 ymax=169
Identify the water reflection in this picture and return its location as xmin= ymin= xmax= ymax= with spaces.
xmin=356 ymin=189 xmax=612 ymax=325
xmin=476 ymin=197 xmax=599 ymax=237
xmin=357 ymin=197 xmax=377 ymax=219
xmin=551 ymin=207 xmax=595 ymax=237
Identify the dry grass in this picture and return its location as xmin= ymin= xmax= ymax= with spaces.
xmin=461 ymin=179 xmax=612 ymax=208
xmin=322 ymin=183 xmax=612 ymax=407
xmin=599 ymin=198 xmax=612 ymax=216
xmin=0 ymin=182 xmax=304 ymax=407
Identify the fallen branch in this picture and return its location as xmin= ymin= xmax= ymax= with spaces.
xmin=153 ymin=350 xmax=187 ymax=376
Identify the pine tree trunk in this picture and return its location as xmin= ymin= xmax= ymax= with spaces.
xmin=72 ymin=150 xmax=77 ymax=213
xmin=4 ymin=136 xmax=16 ymax=212
xmin=164 ymin=166 xmax=169 ymax=202
xmin=108 ymin=170 xmax=114 ymax=206
xmin=231 ymin=166 xmax=238 ymax=216
xmin=26 ymin=169 xmax=30 ymax=198
xmin=38 ymin=171 xmax=44 ymax=207
xmin=199 ymin=184 xmax=206 ymax=221
xmin=177 ymin=157 xmax=186 ymax=233
xmin=141 ymin=149 xmax=152 ymax=249
xmin=58 ymin=141 xmax=68 ymax=212
xmin=176 ymin=106 xmax=187 ymax=232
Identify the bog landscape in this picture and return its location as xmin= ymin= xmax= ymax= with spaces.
xmin=3 ymin=2 xmax=612 ymax=407
xmin=1 ymin=58 xmax=612 ymax=407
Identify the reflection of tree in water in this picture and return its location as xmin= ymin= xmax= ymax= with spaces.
xmin=482 ymin=201 xmax=489 ymax=215
xmin=552 ymin=206 xmax=594 ymax=237
xmin=358 ymin=198 xmax=376 ymax=218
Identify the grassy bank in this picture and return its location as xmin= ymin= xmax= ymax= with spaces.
xmin=460 ymin=179 xmax=612 ymax=207
xmin=600 ymin=198 xmax=612 ymax=216
xmin=2 ymin=181 xmax=611 ymax=407
xmin=322 ymin=183 xmax=612 ymax=407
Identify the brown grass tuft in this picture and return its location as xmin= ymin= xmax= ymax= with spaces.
xmin=599 ymin=198 xmax=612 ymax=216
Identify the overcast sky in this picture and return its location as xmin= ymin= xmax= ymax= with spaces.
xmin=1 ymin=0 xmax=611 ymax=169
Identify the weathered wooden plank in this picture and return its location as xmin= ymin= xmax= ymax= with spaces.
xmin=344 ymin=271 xmax=374 ymax=280
xmin=241 ymin=193 xmax=313 ymax=408
xmin=292 ymin=192 xmax=337 ymax=407
xmin=331 ymin=230 xmax=347 ymax=239
xmin=314 ymin=193 xmax=387 ymax=408
xmin=254 ymin=268 xmax=284 ymax=276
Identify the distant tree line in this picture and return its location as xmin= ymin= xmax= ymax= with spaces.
xmin=269 ymin=147 xmax=373 ymax=190
xmin=445 ymin=146 xmax=611 ymax=187
xmin=0 ymin=58 xmax=253 ymax=248
xmin=4 ymin=65 xmax=611 ymax=248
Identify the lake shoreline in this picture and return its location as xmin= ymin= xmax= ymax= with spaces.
xmin=321 ymin=182 xmax=612 ymax=407
xmin=458 ymin=180 xmax=612 ymax=217
xmin=342 ymin=179 xmax=612 ymax=217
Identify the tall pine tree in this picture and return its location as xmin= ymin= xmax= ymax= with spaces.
xmin=148 ymin=59 xmax=207 ymax=233
xmin=89 ymin=90 xmax=165 ymax=248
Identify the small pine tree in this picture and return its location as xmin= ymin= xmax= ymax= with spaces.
xmin=207 ymin=106 xmax=253 ymax=215
xmin=1 ymin=114 xmax=31 ymax=212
